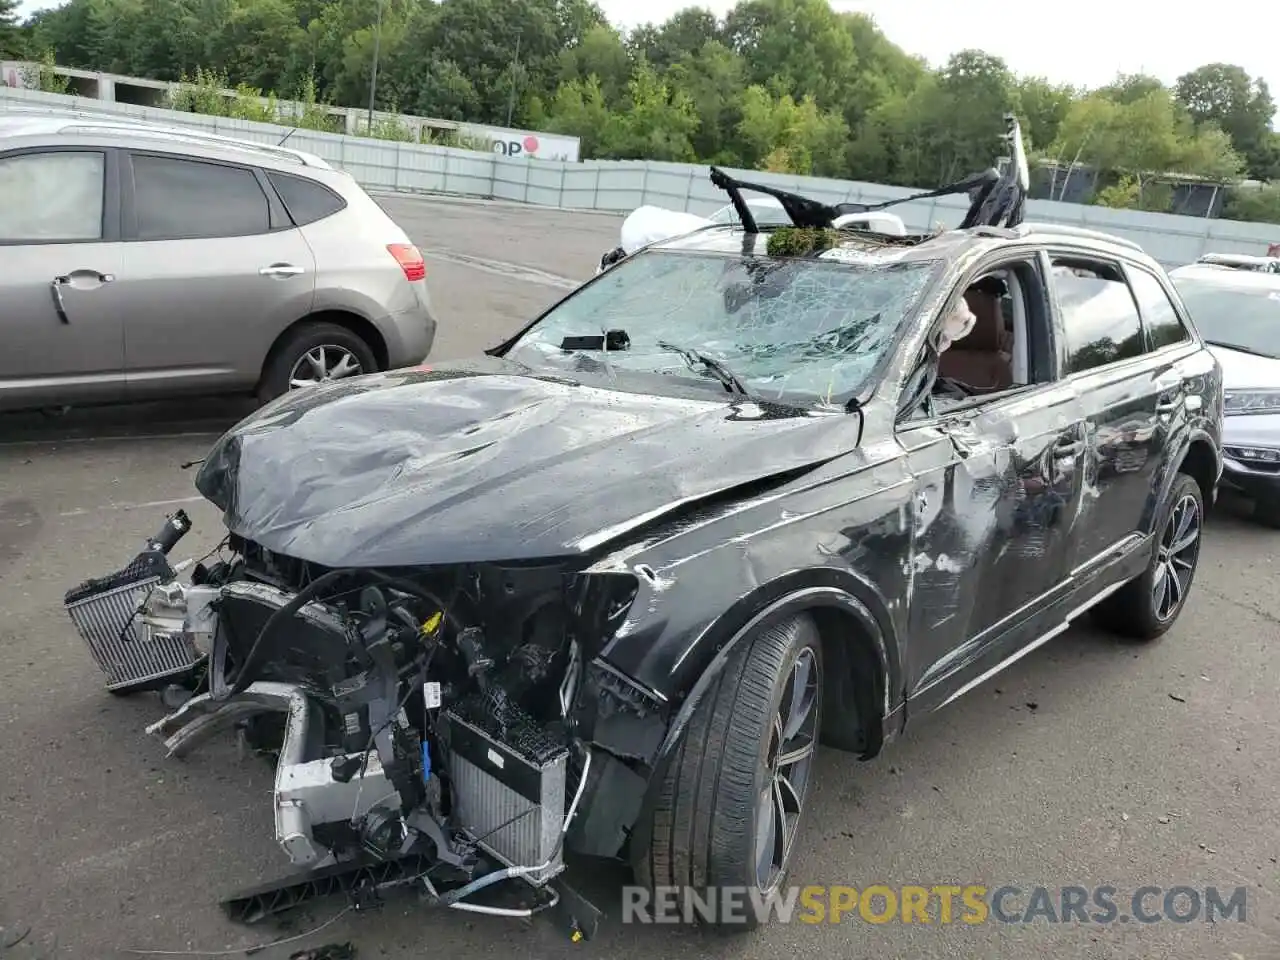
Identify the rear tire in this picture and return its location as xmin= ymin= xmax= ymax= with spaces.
xmin=258 ymin=322 xmax=378 ymax=404
xmin=1091 ymin=472 xmax=1204 ymax=642
xmin=632 ymin=613 xmax=823 ymax=929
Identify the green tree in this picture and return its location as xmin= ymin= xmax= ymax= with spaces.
xmin=1015 ymin=76 xmax=1075 ymax=152
xmin=1052 ymin=89 xmax=1243 ymax=209
xmin=558 ymin=21 xmax=630 ymax=101
xmin=1098 ymin=72 xmax=1167 ymax=105
xmin=850 ymin=50 xmax=1018 ymax=188
xmin=1224 ymin=184 xmax=1280 ymax=224
xmin=737 ymin=84 xmax=848 ymax=175
xmin=626 ymin=7 xmax=720 ymax=69
xmin=1175 ymin=63 xmax=1279 ymax=179
xmin=0 ymin=0 xmax=25 ymax=59
xmin=543 ymin=73 xmax=613 ymax=156
xmin=664 ymin=39 xmax=747 ymax=163
xmin=839 ymin=11 xmax=926 ymax=126
xmin=601 ymin=59 xmax=699 ymax=161
xmin=723 ymin=0 xmax=858 ymax=112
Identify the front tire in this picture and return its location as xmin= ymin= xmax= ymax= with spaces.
xmin=1092 ymin=472 xmax=1204 ymax=641
xmin=633 ymin=614 xmax=823 ymax=929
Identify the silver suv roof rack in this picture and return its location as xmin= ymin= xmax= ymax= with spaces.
xmin=55 ymin=119 xmax=333 ymax=168
xmin=0 ymin=108 xmax=330 ymax=168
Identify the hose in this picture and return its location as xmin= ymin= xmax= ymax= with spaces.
xmin=224 ymin=568 xmax=462 ymax=699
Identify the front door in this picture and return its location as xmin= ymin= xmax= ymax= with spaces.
xmin=117 ymin=151 xmax=316 ymax=400
xmin=0 ymin=148 xmax=127 ymax=411
xmin=899 ymin=383 xmax=1085 ymax=712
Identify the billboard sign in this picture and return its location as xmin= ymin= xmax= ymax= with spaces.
xmin=463 ymin=124 xmax=581 ymax=162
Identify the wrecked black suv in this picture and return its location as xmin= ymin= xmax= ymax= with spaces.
xmin=64 ymin=118 xmax=1223 ymax=937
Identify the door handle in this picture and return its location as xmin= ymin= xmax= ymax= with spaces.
xmin=49 ymin=271 xmax=115 ymax=324
xmin=259 ymin=263 xmax=305 ymax=277
xmin=55 ymin=271 xmax=114 ymax=284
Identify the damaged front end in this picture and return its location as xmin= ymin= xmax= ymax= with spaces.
xmin=63 ymin=511 xmax=667 ymax=940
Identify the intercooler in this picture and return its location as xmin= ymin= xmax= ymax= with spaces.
xmin=443 ymin=708 xmax=569 ymax=886
xmin=64 ymin=555 xmax=203 ymax=692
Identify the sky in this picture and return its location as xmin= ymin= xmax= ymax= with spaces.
xmin=600 ymin=0 xmax=1280 ymax=98
xmin=14 ymin=0 xmax=1280 ymax=100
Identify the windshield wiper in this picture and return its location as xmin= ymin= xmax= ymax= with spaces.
xmin=1204 ymin=339 xmax=1278 ymax=360
xmin=656 ymin=341 xmax=751 ymax=397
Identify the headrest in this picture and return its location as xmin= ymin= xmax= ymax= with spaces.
xmin=953 ymin=289 xmax=1004 ymax=351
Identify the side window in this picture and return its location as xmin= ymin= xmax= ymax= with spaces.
xmin=1127 ymin=268 xmax=1191 ymax=350
xmin=904 ymin=256 xmax=1053 ymax=420
xmin=132 ymin=154 xmax=271 ymax=240
xmin=267 ymin=171 xmax=346 ymax=226
xmin=1050 ymin=256 xmax=1147 ymax=374
xmin=0 ymin=151 xmax=105 ymax=243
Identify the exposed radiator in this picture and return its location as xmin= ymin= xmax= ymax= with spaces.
xmin=444 ymin=708 xmax=569 ymax=886
xmin=64 ymin=552 xmax=202 ymax=692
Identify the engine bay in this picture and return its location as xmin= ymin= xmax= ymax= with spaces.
xmin=62 ymin=509 xmax=639 ymax=939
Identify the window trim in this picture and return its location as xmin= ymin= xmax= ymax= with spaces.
xmin=893 ymin=247 xmax=1058 ymax=427
xmin=265 ymin=169 xmax=348 ymax=227
xmin=0 ymin=144 xmax=121 ymax=246
xmin=1044 ymin=248 xmax=1154 ymax=379
xmin=1119 ymin=262 xmax=1196 ymax=355
xmin=121 ymin=149 xmax=292 ymax=242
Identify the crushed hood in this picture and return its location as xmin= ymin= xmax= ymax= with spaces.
xmin=194 ymin=358 xmax=860 ymax=568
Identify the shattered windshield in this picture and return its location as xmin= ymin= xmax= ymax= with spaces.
xmin=506 ymin=249 xmax=941 ymax=405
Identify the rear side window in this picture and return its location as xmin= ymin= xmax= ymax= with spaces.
xmin=267 ymin=171 xmax=346 ymax=226
xmin=1051 ymin=257 xmax=1147 ymax=374
xmin=1127 ymin=268 xmax=1191 ymax=350
xmin=0 ymin=151 xmax=105 ymax=243
xmin=132 ymin=154 xmax=271 ymax=240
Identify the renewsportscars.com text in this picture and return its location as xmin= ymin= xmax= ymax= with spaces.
xmin=621 ymin=884 xmax=1249 ymax=925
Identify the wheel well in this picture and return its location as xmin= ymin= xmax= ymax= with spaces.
xmin=1179 ymin=438 xmax=1218 ymax=513
xmin=261 ymin=311 xmax=390 ymax=383
xmin=809 ymin=605 xmax=887 ymax=761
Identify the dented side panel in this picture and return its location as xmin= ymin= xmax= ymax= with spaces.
xmin=896 ymin=381 xmax=1086 ymax=705
xmin=591 ymin=436 xmax=916 ymax=713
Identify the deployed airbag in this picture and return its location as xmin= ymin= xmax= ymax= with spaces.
xmin=619 ymin=206 xmax=713 ymax=255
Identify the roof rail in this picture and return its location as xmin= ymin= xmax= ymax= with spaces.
xmin=51 ymin=117 xmax=332 ymax=168
xmin=1014 ymin=222 xmax=1143 ymax=251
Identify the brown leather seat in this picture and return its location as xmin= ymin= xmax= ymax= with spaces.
xmin=937 ymin=289 xmax=1013 ymax=391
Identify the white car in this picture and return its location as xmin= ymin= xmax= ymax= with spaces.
xmin=1170 ymin=262 xmax=1280 ymax=526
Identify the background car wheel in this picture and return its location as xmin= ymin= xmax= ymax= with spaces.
xmin=258 ymin=322 xmax=378 ymax=403
xmin=1254 ymin=498 xmax=1280 ymax=529
xmin=1091 ymin=472 xmax=1204 ymax=642
xmin=633 ymin=613 xmax=822 ymax=929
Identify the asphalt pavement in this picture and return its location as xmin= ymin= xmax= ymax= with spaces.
xmin=1 ymin=195 xmax=1277 ymax=960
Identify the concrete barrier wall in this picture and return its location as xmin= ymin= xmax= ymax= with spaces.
xmin=6 ymin=85 xmax=1280 ymax=267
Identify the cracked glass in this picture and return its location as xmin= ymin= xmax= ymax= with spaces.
xmin=508 ymin=249 xmax=942 ymax=405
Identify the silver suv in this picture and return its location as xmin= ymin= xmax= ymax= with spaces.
xmin=0 ymin=112 xmax=437 ymax=413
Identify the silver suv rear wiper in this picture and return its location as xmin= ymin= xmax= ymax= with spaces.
xmin=656 ymin=341 xmax=751 ymax=397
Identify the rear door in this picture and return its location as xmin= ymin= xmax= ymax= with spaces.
xmin=117 ymin=151 xmax=316 ymax=399
xmin=0 ymin=146 xmax=126 ymax=411
xmin=1046 ymin=252 xmax=1195 ymax=574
